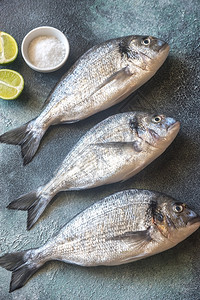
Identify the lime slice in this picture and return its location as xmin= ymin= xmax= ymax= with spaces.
xmin=0 ymin=32 xmax=18 ymax=64
xmin=0 ymin=69 xmax=24 ymax=100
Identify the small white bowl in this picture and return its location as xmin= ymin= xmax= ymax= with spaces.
xmin=21 ymin=26 xmax=70 ymax=73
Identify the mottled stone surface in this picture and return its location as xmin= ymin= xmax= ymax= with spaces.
xmin=0 ymin=0 xmax=199 ymax=299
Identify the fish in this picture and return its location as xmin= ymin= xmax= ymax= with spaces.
xmin=0 ymin=35 xmax=170 ymax=165
xmin=6 ymin=111 xmax=180 ymax=229
xmin=0 ymin=189 xmax=199 ymax=293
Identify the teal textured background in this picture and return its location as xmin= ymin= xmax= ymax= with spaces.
xmin=0 ymin=0 xmax=199 ymax=299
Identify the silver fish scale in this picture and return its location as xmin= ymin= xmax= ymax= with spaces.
xmin=36 ymin=37 xmax=151 ymax=126
xmin=43 ymin=113 xmax=148 ymax=194
xmin=41 ymin=41 xmax=122 ymax=112
xmin=41 ymin=190 xmax=154 ymax=265
xmin=55 ymin=42 xmax=122 ymax=96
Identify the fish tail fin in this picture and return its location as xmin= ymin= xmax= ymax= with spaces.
xmin=0 ymin=119 xmax=45 ymax=165
xmin=7 ymin=189 xmax=52 ymax=230
xmin=0 ymin=249 xmax=43 ymax=292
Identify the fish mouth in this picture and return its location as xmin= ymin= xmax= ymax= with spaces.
xmin=146 ymin=41 xmax=170 ymax=72
xmin=160 ymin=42 xmax=170 ymax=53
xmin=168 ymin=121 xmax=180 ymax=132
xmin=187 ymin=216 xmax=200 ymax=226
xmin=155 ymin=42 xmax=170 ymax=66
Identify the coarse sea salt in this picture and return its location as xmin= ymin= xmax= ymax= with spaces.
xmin=28 ymin=35 xmax=66 ymax=68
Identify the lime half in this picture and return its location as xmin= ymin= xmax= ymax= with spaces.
xmin=0 ymin=32 xmax=18 ymax=64
xmin=0 ymin=69 xmax=24 ymax=100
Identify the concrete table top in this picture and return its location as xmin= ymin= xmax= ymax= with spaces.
xmin=0 ymin=0 xmax=199 ymax=299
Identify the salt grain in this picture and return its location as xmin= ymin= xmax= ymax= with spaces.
xmin=28 ymin=35 xmax=66 ymax=68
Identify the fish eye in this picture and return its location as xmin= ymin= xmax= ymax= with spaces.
xmin=155 ymin=212 xmax=163 ymax=222
xmin=173 ymin=204 xmax=184 ymax=213
xmin=152 ymin=115 xmax=162 ymax=123
xmin=142 ymin=38 xmax=150 ymax=46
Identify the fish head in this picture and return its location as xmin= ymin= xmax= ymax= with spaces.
xmin=150 ymin=195 xmax=200 ymax=246
xmin=131 ymin=112 xmax=180 ymax=150
xmin=125 ymin=35 xmax=170 ymax=72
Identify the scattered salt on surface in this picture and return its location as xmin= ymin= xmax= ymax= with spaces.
xmin=28 ymin=35 xmax=66 ymax=68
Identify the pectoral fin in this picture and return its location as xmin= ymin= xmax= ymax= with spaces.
xmin=93 ymin=141 xmax=142 ymax=153
xmin=109 ymin=229 xmax=152 ymax=246
xmin=105 ymin=228 xmax=155 ymax=264
xmin=91 ymin=66 xmax=134 ymax=96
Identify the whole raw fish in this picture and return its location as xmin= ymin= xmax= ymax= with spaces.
xmin=7 ymin=111 xmax=180 ymax=229
xmin=1 ymin=189 xmax=199 ymax=292
xmin=0 ymin=35 xmax=170 ymax=165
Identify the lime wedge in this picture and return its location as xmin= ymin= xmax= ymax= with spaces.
xmin=0 ymin=32 xmax=18 ymax=64
xmin=0 ymin=69 xmax=24 ymax=100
